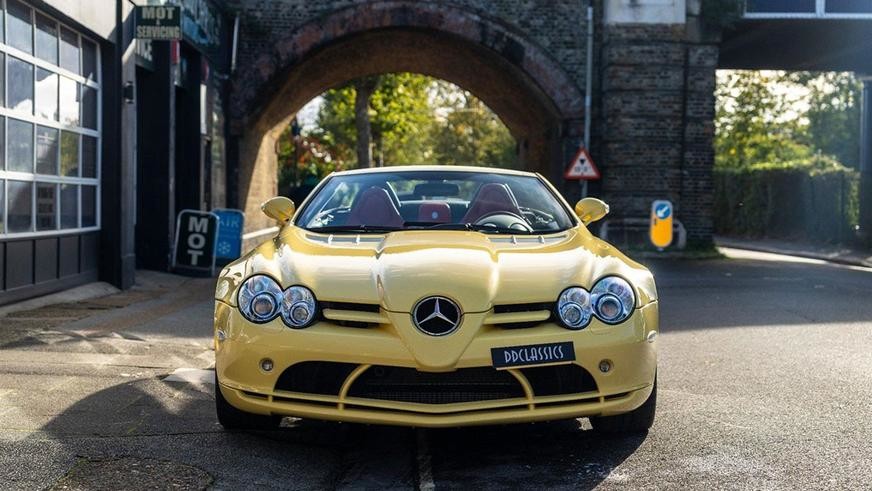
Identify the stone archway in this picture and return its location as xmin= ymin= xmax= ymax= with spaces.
xmin=230 ymin=1 xmax=585 ymax=232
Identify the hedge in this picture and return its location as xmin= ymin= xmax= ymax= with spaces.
xmin=714 ymin=159 xmax=859 ymax=242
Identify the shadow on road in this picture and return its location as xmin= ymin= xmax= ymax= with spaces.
xmin=35 ymin=377 xmax=647 ymax=489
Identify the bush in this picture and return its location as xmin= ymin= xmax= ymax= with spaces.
xmin=714 ymin=157 xmax=859 ymax=242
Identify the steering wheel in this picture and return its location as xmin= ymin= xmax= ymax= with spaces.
xmin=473 ymin=211 xmax=533 ymax=232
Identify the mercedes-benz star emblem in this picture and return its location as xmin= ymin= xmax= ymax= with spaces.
xmin=412 ymin=296 xmax=462 ymax=336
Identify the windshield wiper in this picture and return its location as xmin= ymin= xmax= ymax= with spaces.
xmin=417 ymin=222 xmax=534 ymax=234
xmin=306 ymin=225 xmax=403 ymax=234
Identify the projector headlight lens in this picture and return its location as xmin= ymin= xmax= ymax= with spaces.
xmin=591 ymin=276 xmax=635 ymax=324
xmin=556 ymin=287 xmax=593 ymax=330
xmin=238 ymin=275 xmax=283 ymax=323
xmin=281 ymin=286 xmax=317 ymax=328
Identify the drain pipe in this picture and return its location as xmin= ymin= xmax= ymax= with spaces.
xmin=582 ymin=4 xmax=594 ymax=198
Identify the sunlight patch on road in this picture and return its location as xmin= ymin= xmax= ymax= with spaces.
xmin=162 ymin=368 xmax=214 ymax=385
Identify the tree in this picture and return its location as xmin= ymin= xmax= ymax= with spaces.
xmin=715 ymin=70 xmax=812 ymax=169
xmin=354 ymin=76 xmax=378 ymax=168
xmin=786 ymin=72 xmax=861 ymax=169
xmin=308 ymin=73 xmax=516 ymax=169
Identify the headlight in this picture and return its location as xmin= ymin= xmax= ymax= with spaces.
xmin=238 ymin=275 xmax=283 ymax=323
xmin=556 ymin=287 xmax=593 ymax=330
xmin=281 ymin=286 xmax=317 ymax=328
xmin=238 ymin=276 xmax=318 ymax=328
xmin=591 ymin=276 xmax=635 ymax=324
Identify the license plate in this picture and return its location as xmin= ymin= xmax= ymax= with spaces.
xmin=491 ymin=341 xmax=575 ymax=369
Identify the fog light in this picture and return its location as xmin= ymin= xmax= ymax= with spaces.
xmin=598 ymin=359 xmax=612 ymax=373
xmin=260 ymin=358 xmax=274 ymax=372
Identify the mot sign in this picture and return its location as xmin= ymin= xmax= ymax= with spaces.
xmin=135 ymin=5 xmax=182 ymax=40
xmin=173 ymin=210 xmax=219 ymax=275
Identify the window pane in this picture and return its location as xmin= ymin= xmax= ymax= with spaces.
xmin=82 ymin=185 xmax=97 ymax=227
xmin=0 ymin=53 xmax=5 ymax=108
xmin=8 ymin=180 xmax=33 ymax=233
xmin=0 ymin=117 xmax=5 ymax=170
xmin=826 ymin=0 xmax=872 ymax=12
xmin=7 ymin=0 xmax=33 ymax=54
xmin=82 ymin=135 xmax=97 ymax=178
xmin=36 ymin=126 xmax=59 ymax=175
xmin=0 ymin=180 xmax=5 ymax=234
xmin=60 ymin=184 xmax=78 ymax=229
xmin=82 ymin=86 xmax=97 ymax=129
xmin=747 ymin=0 xmax=816 ymax=12
xmin=36 ymin=68 xmax=59 ymax=121
xmin=9 ymin=57 xmax=34 ymax=114
xmin=60 ymin=27 xmax=79 ymax=75
xmin=8 ymin=119 xmax=34 ymax=172
xmin=60 ymin=131 xmax=79 ymax=177
xmin=35 ymin=13 xmax=58 ymax=65
xmin=36 ymin=182 xmax=57 ymax=230
xmin=59 ymin=77 xmax=80 ymax=126
xmin=82 ymin=39 xmax=98 ymax=82
xmin=0 ymin=1 xmax=5 ymax=44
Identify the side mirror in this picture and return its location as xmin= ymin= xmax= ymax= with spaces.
xmin=261 ymin=197 xmax=295 ymax=223
xmin=575 ymin=197 xmax=609 ymax=225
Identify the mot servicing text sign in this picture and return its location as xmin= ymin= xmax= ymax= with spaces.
xmin=135 ymin=5 xmax=182 ymax=40
xmin=173 ymin=210 xmax=219 ymax=275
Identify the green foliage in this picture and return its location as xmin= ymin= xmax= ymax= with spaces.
xmin=428 ymin=80 xmax=518 ymax=168
xmin=714 ymin=158 xmax=859 ymax=242
xmin=279 ymin=73 xmax=517 ymax=178
xmin=715 ymin=71 xmax=812 ymax=169
xmin=785 ymin=72 xmax=861 ymax=169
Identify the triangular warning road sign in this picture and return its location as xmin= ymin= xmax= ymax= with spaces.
xmin=564 ymin=146 xmax=600 ymax=180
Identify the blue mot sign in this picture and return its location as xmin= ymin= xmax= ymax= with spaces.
xmin=173 ymin=210 xmax=220 ymax=275
xmin=213 ymin=208 xmax=245 ymax=266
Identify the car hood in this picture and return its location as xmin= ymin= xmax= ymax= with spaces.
xmin=217 ymin=226 xmax=657 ymax=313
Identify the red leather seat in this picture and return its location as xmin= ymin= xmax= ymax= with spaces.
xmin=461 ymin=183 xmax=522 ymax=223
xmin=346 ymin=187 xmax=404 ymax=228
xmin=418 ymin=202 xmax=452 ymax=223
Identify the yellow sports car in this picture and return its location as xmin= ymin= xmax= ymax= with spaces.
xmin=213 ymin=166 xmax=658 ymax=432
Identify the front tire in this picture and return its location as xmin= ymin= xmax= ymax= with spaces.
xmin=215 ymin=373 xmax=282 ymax=430
xmin=589 ymin=378 xmax=656 ymax=434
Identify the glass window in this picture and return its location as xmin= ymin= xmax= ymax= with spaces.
xmin=35 ymin=13 xmax=58 ymax=65
xmin=0 ymin=117 xmax=5 ymax=171
xmin=60 ymin=27 xmax=79 ymax=74
xmin=36 ymin=182 xmax=57 ymax=230
xmin=60 ymin=131 xmax=78 ymax=177
xmin=7 ymin=0 xmax=33 ymax=54
xmin=0 ymin=1 xmax=6 ymax=44
xmin=82 ymin=86 xmax=97 ymax=130
xmin=36 ymin=126 xmax=59 ymax=175
xmin=82 ymin=185 xmax=96 ymax=227
xmin=0 ymin=53 xmax=5 ymax=108
xmin=9 ymin=57 xmax=34 ymax=114
xmin=0 ymin=180 xmax=5 ymax=233
xmin=8 ymin=180 xmax=33 ymax=232
xmin=747 ymin=0 xmax=816 ymax=12
xmin=60 ymin=183 xmax=78 ymax=229
xmin=59 ymin=77 xmax=79 ymax=126
xmin=36 ymin=68 xmax=58 ymax=120
xmin=82 ymin=39 xmax=98 ymax=82
xmin=826 ymin=0 xmax=872 ymax=13
xmin=8 ymin=119 xmax=34 ymax=172
xmin=82 ymin=135 xmax=97 ymax=178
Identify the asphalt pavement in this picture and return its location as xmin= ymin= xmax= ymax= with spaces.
xmin=1 ymin=249 xmax=870 ymax=490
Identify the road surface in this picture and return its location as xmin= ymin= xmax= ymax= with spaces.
xmin=1 ymin=249 xmax=870 ymax=490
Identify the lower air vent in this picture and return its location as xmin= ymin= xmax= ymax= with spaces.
xmin=348 ymin=366 xmax=526 ymax=404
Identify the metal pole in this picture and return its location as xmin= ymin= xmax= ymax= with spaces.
xmin=582 ymin=5 xmax=594 ymax=199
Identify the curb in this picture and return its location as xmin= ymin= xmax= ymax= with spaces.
xmin=715 ymin=242 xmax=872 ymax=269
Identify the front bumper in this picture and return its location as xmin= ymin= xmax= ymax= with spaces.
xmin=214 ymin=301 xmax=658 ymax=427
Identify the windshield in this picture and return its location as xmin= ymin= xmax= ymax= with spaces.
xmin=295 ymin=170 xmax=576 ymax=234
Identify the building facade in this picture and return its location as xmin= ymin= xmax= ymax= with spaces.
xmin=0 ymin=0 xmax=232 ymax=305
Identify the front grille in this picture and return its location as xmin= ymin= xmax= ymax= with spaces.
xmin=493 ymin=302 xmax=554 ymax=314
xmin=275 ymin=361 xmax=357 ymax=395
xmin=320 ymin=301 xmax=380 ymax=313
xmin=519 ymin=364 xmax=597 ymax=396
xmin=348 ymin=366 xmax=526 ymax=404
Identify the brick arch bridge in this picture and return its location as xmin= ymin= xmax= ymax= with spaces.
xmin=228 ymin=0 xmax=720 ymax=244
xmin=229 ymin=1 xmax=590 ymax=231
